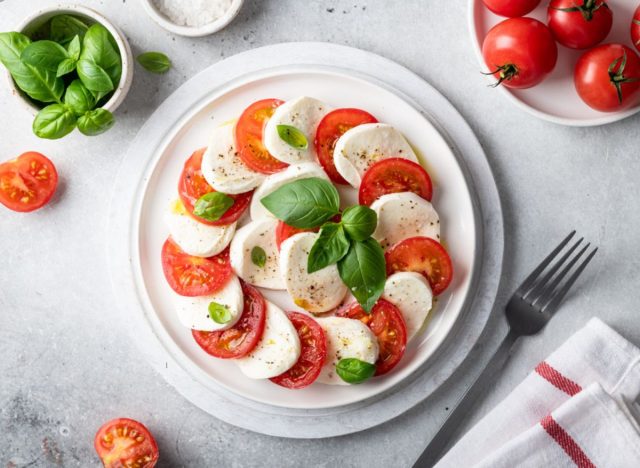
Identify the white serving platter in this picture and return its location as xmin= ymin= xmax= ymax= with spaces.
xmin=469 ymin=0 xmax=640 ymax=126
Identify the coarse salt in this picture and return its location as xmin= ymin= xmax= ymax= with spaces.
xmin=152 ymin=0 xmax=233 ymax=28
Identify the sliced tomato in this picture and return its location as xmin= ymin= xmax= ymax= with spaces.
xmin=192 ymin=281 xmax=266 ymax=359
xmin=314 ymin=108 xmax=378 ymax=184
xmin=0 ymin=151 xmax=58 ymax=212
xmin=161 ymin=238 xmax=232 ymax=297
xmin=359 ymin=158 xmax=433 ymax=206
xmin=270 ymin=312 xmax=327 ymax=389
xmin=275 ymin=221 xmax=319 ymax=250
xmin=385 ymin=236 xmax=453 ymax=296
xmin=336 ymin=299 xmax=407 ymax=376
xmin=94 ymin=418 xmax=159 ymax=468
xmin=178 ymin=148 xmax=252 ymax=226
xmin=235 ymin=98 xmax=287 ymax=174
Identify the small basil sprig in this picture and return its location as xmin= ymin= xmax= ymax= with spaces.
xmin=193 ymin=192 xmax=234 ymax=222
xmin=308 ymin=223 xmax=350 ymax=273
xmin=337 ymin=238 xmax=386 ymax=313
xmin=56 ymin=35 xmax=81 ymax=77
xmin=336 ymin=358 xmax=376 ymax=384
xmin=137 ymin=51 xmax=171 ymax=74
xmin=251 ymin=246 xmax=267 ymax=268
xmin=277 ymin=124 xmax=308 ymax=149
xmin=208 ymin=302 xmax=232 ymax=324
xmin=77 ymin=23 xmax=121 ymax=94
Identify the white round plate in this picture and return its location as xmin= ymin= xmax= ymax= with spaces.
xmin=108 ymin=43 xmax=504 ymax=437
xmin=469 ymin=0 xmax=640 ymax=126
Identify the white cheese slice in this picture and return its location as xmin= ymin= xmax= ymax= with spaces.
xmin=382 ymin=272 xmax=433 ymax=341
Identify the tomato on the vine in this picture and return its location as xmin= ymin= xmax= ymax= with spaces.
xmin=548 ymin=0 xmax=612 ymax=50
xmin=632 ymin=5 xmax=640 ymax=53
xmin=481 ymin=0 xmax=541 ymax=18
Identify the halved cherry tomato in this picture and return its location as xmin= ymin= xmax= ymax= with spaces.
xmin=275 ymin=221 xmax=319 ymax=250
xmin=0 ymin=151 xmax=58 ymax=212
xmin=359 ymin=158 xmax=433 ymax=206
xmin=482 ymin=0 xmax=540 ymax=17
xmin=337 ymin=299 xmax=407 ymax=376
xmin=548 ymin=0 xmax=612 ymax=50
xmin=632 ymin=6 xmax=640 ymax=53
xmin=94 ymin=418 xmax=159 ymax=468
xmin=178 ymin=148 xmax=251 ymax=226
xmin=270 ymin=312 xmax=327 ymax=389
xmin=161 ymin=238 xmax=232 ymax=297
xmin=314 ymin=108 xmax=378 ymax=184
xmin=385 ymin=236 xmax=453 ymax=296
xmin=235 ymin=98 xmax=287 ymax=174
xmin=192 ymin=281 xmax=266 ymax=359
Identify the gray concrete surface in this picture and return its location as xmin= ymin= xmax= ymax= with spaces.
xmin=1 ymin=0 xmax=639 ymax=467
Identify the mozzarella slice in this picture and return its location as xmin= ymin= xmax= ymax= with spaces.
xmin=236 ymin=301 xmax=301 ymax=379
xmin=371 ymin=192 xmax=440 ymax=249
xmin=316 ymin=317 xmax=379 ymax=385
xmin=333 ymin=123 xmax=418 ymax=188
xmin=263 ymin=96 xmax=330 ymax=164
xmin=173 ymin=275 xmax=244 ymax=332
xmin=201 ymin=123 xmax=264 ymax=194
xmin=165 ymin=199 xmax=236 ymax=257
xmin=383 ymin=272 xmax=433 ymax=341
xmin=279 ymin=232 xmax=348 ymax=313
xmin=250 ymin=162 xmax=329 ymax=220
xmin=230 ymin=218 xmax=284 ymax=289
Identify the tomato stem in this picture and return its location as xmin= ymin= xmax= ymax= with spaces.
xmin=551 ymin=0 xmax=609 ymax=22
xmin=608 ymin=50 xmax=640 ymax=104
xmin=482 ymin=64 xmax=518 ymax=87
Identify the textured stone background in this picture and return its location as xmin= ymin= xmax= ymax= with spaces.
xmin=1 ymin=0 xmax=640 ymax=467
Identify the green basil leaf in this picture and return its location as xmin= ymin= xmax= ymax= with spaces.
xmin=251 ymin=246 xmax=267 ymax=268
xmin=277 ymin=124 xmax=308 ymax=150
xmin=79 ymin=24 xmax=121 ymax=89
xmin=50 ymin=15 xmax=89 ymax=45
xmin=308 ymin=223 xmax=350 ymax=273
xmin=76 ymin=108 xmax=114 ymax=136
xmin=208 ymin=302 xmax=232 ymax=324
xmin=261 ymin=177 xmax=340 ymax=229
xmin=136 ymin=51 xmax=171 ymax=74
xmin=77 ymin=59 xmax=114 ymax=92
xmin=64 ymin=79 xmax=96 ymax=115
xmin=67 ymin=35 xmax=81 ymax=61
xmin=56 ymin=58 xmax=77 ymax=77
xmin=341 ymin=205 xmax=378 ymax=242
xmin=193 ymin=192 xmax=234 ymax=222
xmin=0 ymin=31 xmax=31 ymax=70
xmin=335 ymin=358 xmax=376 ymax=384
xmin=32 ymin=104 xmax=76 ymax=139
xmin=21 ymin=40 xmax=69 ymax=71
xmin=337 ymin=238 xmax=386 ymax=313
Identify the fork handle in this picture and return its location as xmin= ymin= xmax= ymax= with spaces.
xmin=412 ymin=329 xmax=518 ymax=468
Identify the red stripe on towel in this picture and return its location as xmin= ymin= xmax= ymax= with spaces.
xmin=541 ymin=415 xmax=596 ymax=468
xmin=535 ymin=361 xmax=582 ymax=396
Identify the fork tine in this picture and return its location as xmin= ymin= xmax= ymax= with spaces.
xmin=532 ymin=242 xmax=590 ymax=307
xmin=514 ymin=231 xmax=576 ymax=298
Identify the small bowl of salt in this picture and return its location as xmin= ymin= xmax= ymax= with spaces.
xmin=140 ymin=0 xmax=244 ymax=37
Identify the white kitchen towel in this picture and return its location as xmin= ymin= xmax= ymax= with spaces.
xmin=436 ymin=318 xmax=640 ymax=468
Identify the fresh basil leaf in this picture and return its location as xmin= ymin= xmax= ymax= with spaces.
xmin=208 ymin=302 xmax=232 ymax=324
xmin=277 ymin=124 xmax=308 ymax=150
xmin=77 ymin=59 xmax=114 ymax=92
xmin=32 ymin=104 xmax=76 ymax=139
xmin=336 ymin=358 xmax=376 ymax=384
xmin=337 ymin=238 xmax=386 ymax=313
xmin=21 ymin=40 xmax=68 ymax=72
xmin=251 ymin=246 xmax=267 ymax=268
xmin=261 ymin=177 xmax=340 ymax=229
xmin=67 ymin=35 xmax=81 ymax=61
xmin=341 ymin=205 xmax=378 ymax=241
xmin=50 ymin=15 xmax=89 ymax=45
xmin=137 ymin=51 xmax=171 ymax=74
xmin=79 ymin=24 xmax=121 ymax=90
xmin=76 ymin=108 xmax=114 ymax=136
xmin=64 ymin=79 xmax=95 ymax=115
xmin=56 ymin=58 xmax=77 ymax=77
xmin=308 ymin=223 xmax=350 ymax=273
xmin=0 ymin=31 xmax=31 ymax=70
xmin=193 ymin=192 xmax=234 ymax=222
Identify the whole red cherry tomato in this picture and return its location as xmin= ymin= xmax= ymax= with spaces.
xmin=548 ymin=0 xmax=612 ymax=49
xmin=482 ymin=0 xmax=541 ymax=18
xmin=482 ymin=18 xmax=558 ymax=89
xmin=632 ymin=5 xmax=640 ymax=53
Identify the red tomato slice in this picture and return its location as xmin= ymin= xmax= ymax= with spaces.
xmin=275 ymin=221 xmax=319 ymax=250
xmin=270 ymin=312 xmax=327 ymax=389
xmin=235 ymin=98 xmax=288 ymax=174
xmin=385 ymin=236 xmax=453 ymax=296
xmin=358 ymin=158 xmax=433 ymax=206
xmin=178 ymin=148 xmax=252 ymax=226
xmin=336 ymin=299 xmax=407 ymax=376
xmin=314 ymin=108 xmax=378 ymax=184
xmin=192 ymin=281 xmax=266 ymax=359
xmin=94 ymin=418 xmax=159 ymax=468
xmin=0 ymin=151 xmax=58 ymax=212
xmin=161 ymin=238 xmax=232 ymax=297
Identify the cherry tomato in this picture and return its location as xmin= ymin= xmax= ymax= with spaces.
xmin=235 ymin=98 xmax=287 ymax=174
xmin=315 ymin=108 xmax=378 ymax=184
xmin=0 ymin=151 xmax=58 ymax=212
xmin=359 ymin=158 xmax=433 ymax=206
xmin=161 ymin=238 xmax=232 ymax=297
xmin=192 ymin=281 xmax=266 ymax=359
xmin=275 ymin=221 xmax=318 ymax=250
xmin=337 ymin=299 xmax=407 ymax=376
xmin=482 ymin=18 xmax=558 ymax=89
xmin=482 ymin=0 xmax=541 ymax=17
xmin=178 ymin=148 xmax=251 ymax=226
xmin=574 ymin=44 xmax=640 ymax=112
xmin=548 ymin=0 xmax=612 ymax=50
xmin=270 ymin=312 xmax=327 ymax=389
xmin=631 ymin=5 xmax=640 ymax=53
xmin=385 ymin=236 xmax=453 ymax=296
xmin=94 ymin=418 xmax=159 ymax=468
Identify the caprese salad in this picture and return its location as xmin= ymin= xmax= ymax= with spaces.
xmin=160 ymin=96 xmax=453 ymax=389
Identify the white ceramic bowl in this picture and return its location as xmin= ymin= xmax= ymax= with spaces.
xmin=139 ymin=0 xmax=244 ymax=37
xmin=8 ymin=4 xmax=134 ymax=116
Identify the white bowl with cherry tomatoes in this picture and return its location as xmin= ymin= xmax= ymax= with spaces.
xmin=469 ymin=0 xmax=640 ymax=125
